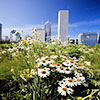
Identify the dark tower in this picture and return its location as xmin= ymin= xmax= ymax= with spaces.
xmin=98 ymin=28 xmax=100 ymax=44
xmin=0 ymin=24 xmax=2 ymax=40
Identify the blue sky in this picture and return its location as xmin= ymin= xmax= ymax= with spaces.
xmin=0 ymin=0 xmax=100 ymax=39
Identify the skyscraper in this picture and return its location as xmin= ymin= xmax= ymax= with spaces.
xmin=58 ymin=10 xmax=69 ymax=43
xmin=98 ymin=28 xmax=100 ymax=44
xmin=0 ymin=24 xmax=2 ymax=40
xmin=44 ymin=21 xmax=51 ymax=42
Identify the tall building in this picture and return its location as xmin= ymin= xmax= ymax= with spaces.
xmin=32 ymin=28 xmax=45 ymax=42
xmin=44 ymin=21 xmax=51 ymax=42
xmin=98 ymin=28 xmax=100 ymax=44
xmin=0 ymin=24 xmax=2 ymax=40
xmin=78 ymin=32 xmax=97 ymax=46
xmin=58 ymin=10 xmax=69 ymax=43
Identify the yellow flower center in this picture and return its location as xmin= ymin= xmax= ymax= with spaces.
xmin=77 ymin=79 xmax=80 ymax=82
xmin=63 ymin=87 xmax=67 ymax=91
xmin=60 ymin=67 xmax=64 ymax=70
xmin=42 ymin=60 xmax=45 ymax=63
xmin=56 ymin=63 xmax=60 ymax=66
xmin=68 ymin=79 xmax=73 ymax=82
xmin=41 ymin=70 xmax=46 ymax=74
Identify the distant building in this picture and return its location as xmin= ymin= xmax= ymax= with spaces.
xmin=78 ymin=32 xmax=97 ymax=46
xmin=69 ymin=39 xmax=75 ymax=44
xmin=32 ymin=28 xmax=45 ymax=42
xmin=10 ymin=30 xmax=21 ymax=43
xmin=98 ymin=28 xmax=100 ymax=44
xmin=58 ymin=10 xmax=69 ymax=43
xmin=2 ymin=36 xmax=8 ymax=41
xmin=0 ymin=24 xmax=2 ymax=40
xmin=76 ymin=39 xmax=78 ymax=44
xmin=44 ymin=21 xmax=51 ymax=42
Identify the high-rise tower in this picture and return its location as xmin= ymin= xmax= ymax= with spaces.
xmin=98 ymin=28 xmax=100 ymax=44
xmin=0 ymin=24 xmax=2 ymax=40
xmin=44 ymin=21 xmax=51 ymax=42
xmin=58 ymin=10 xmax=69 ymax=43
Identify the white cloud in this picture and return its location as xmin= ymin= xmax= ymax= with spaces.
xmin=2 ymin=18 xmax=100 ymax=39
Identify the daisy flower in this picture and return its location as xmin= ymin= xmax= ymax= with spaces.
xmin=82 ymin=81 xmax=88 ymax=87
xmin=75 ymin=64 xmax=84 ymax=69
xmin=42 ymin=56 xmax=48 ymax=60
xmin=64 ymin=68 xmax=71 ymax=74
xmin=36 ymin=57 xmax=43 ymax=62
xmin=49 ymin=63 xmax=55 ymax=67
xmin=63 ymin=61 xmax=71 ymax=67
xmin=56 ymin=67 xmax=65 ymax=73
xmin=39 ymin=60 xmax=48 ymax=66
xmin=46 ymin=59 xmax=54 ymax=64
xmin=30 ymin=69 xmax=38 ymax=75
xmin=38 ymin=69 xmax=50 ymax=78
xmin=67 ymin=88 xmax=74 ymax=94
xmin=76 ymin=73 xmax=85 ymax=81
xmin=63 ymin=78 xmax=74 ymax=87
xmin=56 ymin=63 xmax=62 ymax=68
xmin=51 ymin=68 xmax=56 ymax=72
xmin=58 ymin=80 xmax=66 ymax=87
xmin=50 ymin=55 xmax=58 ymax=59
xmin=57 ymin=86 xmax=67 ymax=96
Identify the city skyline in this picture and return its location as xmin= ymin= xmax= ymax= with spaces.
xmin=0 ymin=0 xmax=100 ymax=39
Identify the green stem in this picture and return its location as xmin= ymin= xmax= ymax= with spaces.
xmin=82 ymin=89 xmax=100 ymax=100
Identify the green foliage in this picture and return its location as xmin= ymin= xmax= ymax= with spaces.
xmin=0 ymin=41 xmax=100 ymax=99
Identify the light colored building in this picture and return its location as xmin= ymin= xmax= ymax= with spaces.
xmin=2 ymin=36 xmax=8 ymax=41
xmin=58 ymin=10 xmax=69 ymax=43
xmin=78 ymin=32 xmax=97 ymax=46
xmin=32 ymin=28 xmax=45 ymax=42
xmin=44 ymin=21 xmax=51 ymax=42
xmin=0 ymin=24 xmax=2 ymax=40
xmin=10 ymin=30 xmax=20 ymax=43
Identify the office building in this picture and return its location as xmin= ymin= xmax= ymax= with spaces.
xmin=98 ymin=28 xmax=100 ymax=44
xmin=58 ymin=10 xmax=69 ymax=43
xmin=78 ymin=32 xmax=97 ymax=46
xmin=44 ymin=21 xmax=51 ymax=42
xmin=0 ymin=24 xmax=2 ymax=40
xmin=32 ymin=28 xmax=45 ymax=42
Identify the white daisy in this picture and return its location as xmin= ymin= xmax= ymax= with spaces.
xmin=56 ymin=67 xmax=65 ymax=73
xmin=58 ymin=80 xmax=66 ymax=87
xmin=30 ymin=69 xmax=38 ymax=75
xmin=64 ymin=68 xmax=71 ymax=74
xmin=36 ymin=57 xmax=43 ymax=62
xmin=63 ymin=62 xmax=71 ymax=67
xmin=50 ymin=55 xmax=58 ymax=59
xmin=42 ymin=56 xmax=48 ymax=60
xmin=38 ymin=69 xmax=50 ymax=78
xmin=57 ymin=86 xmax=67 ymax=96
xmin=76 ymin=78 xmax=82 ymax=85
xmin=68 ymin=66 xmax=74 ymax=70
xmin=67 ymin=88 xmax=74 ymax=94
xmin=49 ymin=63 xmax=55 ymax=67
xmin=82 ymin=81 xmax=88 ymax=87
xmin=51 ymin=68 xmax=56 ymax=72
xmin=76 ymin=74 xmax=85 ymax=81
xmin=74 ymin=64 xmax=84 ymax=69
xmin=74 ymin=70 xmax=82 ymax=76
xmin=39 ymin=60 xmax=48 ymax=66
xmin=46 ymin=59 xmax=54 ymax=64
xmin=56 ymin=63 xmax=62 ymax=68
xmin=63 ymin=78 xmax=74 ymax=87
